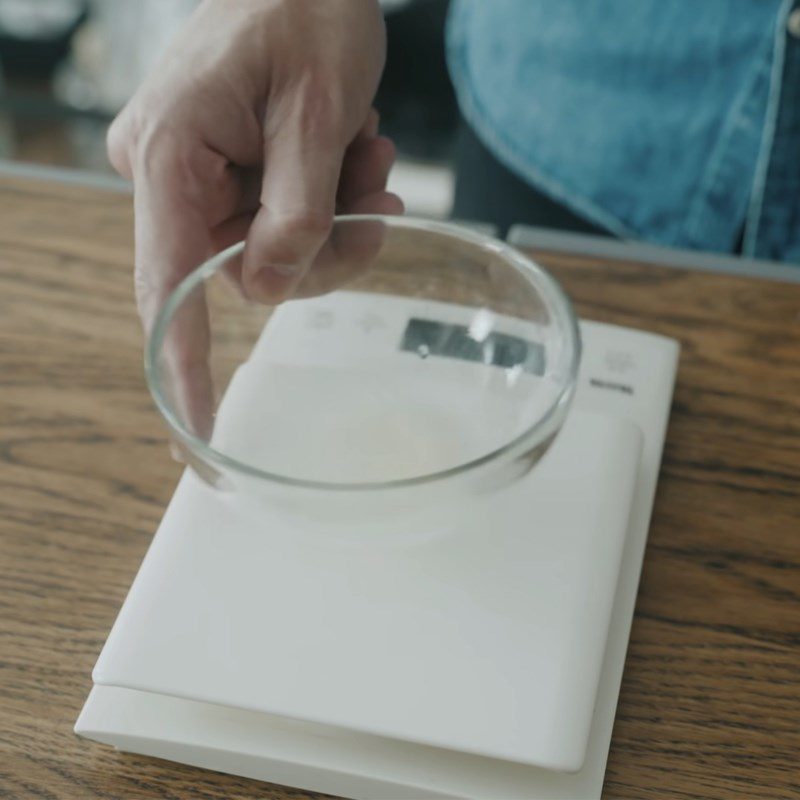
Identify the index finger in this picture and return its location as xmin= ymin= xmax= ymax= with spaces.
xmin=134 ymin=138 xmax=216 ymax=440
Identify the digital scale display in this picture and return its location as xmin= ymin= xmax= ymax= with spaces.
xmin=401 ymin=318 xmax=546 ymax=375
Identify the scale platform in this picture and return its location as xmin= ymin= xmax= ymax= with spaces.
xmin=76 ymin=293 xmax=679 ymax=799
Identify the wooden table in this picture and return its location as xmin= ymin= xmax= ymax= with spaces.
xmin=1 ymin=173 xmax=799 ymax=800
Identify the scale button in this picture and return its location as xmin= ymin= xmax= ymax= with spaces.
xmin=307 ymin=309 xmax=335 ymax=330
xmin=357 ymin=313 xmax=385 ymax=333
xmin=604 ymin=349 xmax=637 ymax=374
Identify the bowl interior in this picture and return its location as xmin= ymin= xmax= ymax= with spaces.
xmin=147 ymin=216 xmax=580 ymax=490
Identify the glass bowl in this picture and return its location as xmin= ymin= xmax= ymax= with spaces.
xmin=146 ymin=216 xmax=580 ymax=526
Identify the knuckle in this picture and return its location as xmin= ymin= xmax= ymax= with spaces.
xmin=375 ymin=134 xmax=396 ymax=163
xmin=106 ymin=111 xmax=136 ymax=177
xmin=134 ymin=124 xmax=213 ymax=199
xmin=133 ymin=270 xmax=158 ymax=328
xmin=135 ymin=123 xmax=180 ymax=172
xmin=294 ymin=68 xmax=345 ymax=140
xmin=133 ymin=267 xmax=180 ymax=325
xmin=133 ymin=266 xmax=160 ymax=307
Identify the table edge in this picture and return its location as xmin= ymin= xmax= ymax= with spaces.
xmin=3 ymin=158 xmax=798 ymax=285
xmin=508 ymin=224 xmax=800 ymax=284
xmin=0 ymin=158 xmax=132 ymax=195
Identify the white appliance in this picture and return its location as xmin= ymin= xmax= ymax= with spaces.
xmin=76 ymin=291 xmax=679 ymax=799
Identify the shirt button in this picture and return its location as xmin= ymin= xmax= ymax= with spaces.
xmin=788 ymin=8 xmax=800 ymax=38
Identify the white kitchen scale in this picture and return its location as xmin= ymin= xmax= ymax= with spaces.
xmin=76 ymin=290 xmax=679 ymax=799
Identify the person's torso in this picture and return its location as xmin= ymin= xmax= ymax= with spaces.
xmin=447 ymin=0 xmax=799 ymax=263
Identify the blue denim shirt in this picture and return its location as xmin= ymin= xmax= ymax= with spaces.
xmin=447 ymin=0 xmax=800 ymax=264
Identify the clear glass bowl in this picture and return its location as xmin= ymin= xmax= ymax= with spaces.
xmin=146 ymin=216 xmax=581 ymax=524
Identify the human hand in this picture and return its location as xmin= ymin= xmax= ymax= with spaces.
xmin=107 ymin=0 xmax=402 ymax=439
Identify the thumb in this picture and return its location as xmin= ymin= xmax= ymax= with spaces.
xmin=242 ymin=96 xmax=346 ymax=303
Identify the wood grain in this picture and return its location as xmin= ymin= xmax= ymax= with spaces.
xmin=1 ymin=174 xmax=799 ymax=799
xmin=521 ymin=250 xmax=800 ymax=800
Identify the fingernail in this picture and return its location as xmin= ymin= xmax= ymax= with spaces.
xmin=169 ymin=441 xmax=186 ymax=463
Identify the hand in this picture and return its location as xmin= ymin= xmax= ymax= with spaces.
xmin=107 ymin=0 xmax=402 ymax=440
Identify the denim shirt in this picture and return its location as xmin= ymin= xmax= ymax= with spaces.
xmin=447 ymin=0 xmax=799 ymax=264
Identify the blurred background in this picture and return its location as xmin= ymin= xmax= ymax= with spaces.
xmin=0 ymin=0 xmax=457 ymax=217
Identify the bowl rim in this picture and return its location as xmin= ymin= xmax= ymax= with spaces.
xmin=145 ymin=215 xmax=581 ymax=492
